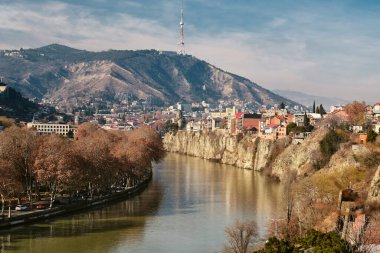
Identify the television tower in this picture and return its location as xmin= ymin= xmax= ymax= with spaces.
xmin=177 ymin=0 xmax=185 ymax=55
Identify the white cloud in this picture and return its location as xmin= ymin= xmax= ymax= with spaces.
xmin=0 ymin=1 xmax=379 ymax=102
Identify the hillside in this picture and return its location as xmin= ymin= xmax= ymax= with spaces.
xmin=0 ymin=44 xmax=297 ymax=107
xmin=0 ymin=84 xmax=39 ymax=120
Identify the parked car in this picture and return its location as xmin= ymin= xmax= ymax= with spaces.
xmin=15 ymin=205 xmax=29 ymax=211
xmin=36 ymin=204 xmax=47 ymax=210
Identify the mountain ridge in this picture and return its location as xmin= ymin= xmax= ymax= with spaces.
xmin=0 ymin=44 xmax=299 ymax=108
xmin=273 ymin=89 xmax=349 ymax=109
xmin=0 ymin=84 xmax=38 ymax=120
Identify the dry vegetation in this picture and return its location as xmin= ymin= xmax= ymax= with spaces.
xmin=0 ymin=123 xmax=165 ymax=214
xmin=223 ymin=220 xmax=258 ymax=253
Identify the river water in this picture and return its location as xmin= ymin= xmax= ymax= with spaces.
xmin=0 ymin=153 xmax=284 ymax=253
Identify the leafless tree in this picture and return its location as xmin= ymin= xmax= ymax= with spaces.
xmin=223 ymin=220 xmax=258 ymax=253
xmin=0 ymin=126 xmax=38 ymax=208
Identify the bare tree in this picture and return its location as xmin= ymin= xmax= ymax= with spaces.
xmin=35 ymin=135 xmax=77 ymax=208
xmin=223 ymin=220 xmax=258 ymax=253
xmin=344 ymin=101 xmax=367 ymax=126
xmin=0 ymin=126 xmax=38 ymax=208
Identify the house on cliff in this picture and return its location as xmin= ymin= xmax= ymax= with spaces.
xmin=236 ymin=113 xmax=261 ymax=133
xmin=373 ymin=103 xmax=380 ymax=123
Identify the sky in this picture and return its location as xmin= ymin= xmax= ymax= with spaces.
xmin=0 ymin=0 xmax=379 ymax=102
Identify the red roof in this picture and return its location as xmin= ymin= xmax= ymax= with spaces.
xmin=235 ymin=112 xmax=244 ymax=119
xmin=266 ymin=123 xmax=279 ymax=128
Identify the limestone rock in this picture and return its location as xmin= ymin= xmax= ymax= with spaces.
xmin=163 ymin=131 xmax=273 ymax=171
xmin=368 ymin=166 xmax=380 ymax=202
xmin=271 ymin=127 xmax=329 ymax=180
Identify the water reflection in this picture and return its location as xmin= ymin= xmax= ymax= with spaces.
xmin=0 ymin=153 xmax=284 ymax=253
xmin=0 ymin=181 xmax=163 ymax=253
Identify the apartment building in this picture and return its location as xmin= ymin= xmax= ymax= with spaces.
xmin=27 ymin=122 xmax=77 ymax=136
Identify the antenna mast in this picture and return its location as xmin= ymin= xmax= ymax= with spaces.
xmin=178 ymin=0 xmax=185 ymax=55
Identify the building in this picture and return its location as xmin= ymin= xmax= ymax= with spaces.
xmin=275 ymin=124 xmax=287 ymax=139
xmin=307 ymin=113 xmax=322 ymax=126
xmin=374 ymin=124 xmax=380 ymax=134
xmin=373 ymin=103 xmax=380 ymax=113
xmin=27 ymin=122 xmax=77 ymax=136
xmin=330 ymin=105 xmax=344 ymax=113
xmin=373 ymin=103 xmax=380 ymax=122
xmin=352 ymin=125 xmax=364 ymax=134
xmin=176 ymin=103 xmax=192 ymax=113
xmin=294 ymin=113 xmax=306 ymax=127
xmin=209 ymin=117 xmax=226 ymax=131
xmin=0 ymin=81 xmax=7 ymax=93
xmin=236 ymin=113 xmax=261 ymax=132
xmin=210 ymin=107 xmax=237 ymax=119
xmin=291 ymin=132 xmax=312 ymax=144
xmin=186 ymin=120 xmax=202 ymax=132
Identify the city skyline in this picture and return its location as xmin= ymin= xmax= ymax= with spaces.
xmin=0 ymin=0 xmax=379 ymax=102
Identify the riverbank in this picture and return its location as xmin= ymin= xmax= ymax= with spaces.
xmin=0 ymin=174 xmax=152 ymax=230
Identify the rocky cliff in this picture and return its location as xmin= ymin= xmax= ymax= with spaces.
xmin=163 ymin=131 xmax=273 ymax=171
xmin=164 ymin=127 xmax=378 ymax=181
xmin=368 ymin=166 xmax=380 ymax=202
xmin=163 ymin=128 xmax=332 ymax=179
xmin=270 ymin=128 xmax=329 ymax=179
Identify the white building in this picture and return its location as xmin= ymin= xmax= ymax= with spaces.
xmin=330 ymin=105 xmax=344 ymax=113
xmin=27 ymin=122 xmax=77 ymax=136
xmin=374 ymin=124 xmax=380 ymax=134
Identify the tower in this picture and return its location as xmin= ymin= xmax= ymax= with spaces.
xmin=177 ymin=0 xmax=185 ymax=55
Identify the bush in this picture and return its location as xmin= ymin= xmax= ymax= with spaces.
xmin=319 ymin=130 xmax=347 ymax=159
xmin=297 ymin=230 xmax=350 ymax=252
xmin=286 ymin=123 xmax=314 ymax=135
xmin=255 ymin=230 xmax=350 ymax=253
xmin=367 ymin=129 xmax=378 ymax=143
xmin=255 ymin=237 xmax=293 ymax=253
xmin=164 ymin=120 xmax=178 ymax=133
xmin=286 ymin=123 xmax=297 ymax=135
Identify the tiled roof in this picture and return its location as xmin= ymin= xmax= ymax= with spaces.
xmin=266 ymin=123 xmax=279 ymax=128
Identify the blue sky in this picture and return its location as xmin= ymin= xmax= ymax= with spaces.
xmin=0 ymin=0 xmax=379 ymax=102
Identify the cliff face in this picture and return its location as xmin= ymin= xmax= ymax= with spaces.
xmin=368 ymin=166 xmax=380 ymax=202
xmin=270 ymin=128 xmax=329 ymax=179
xmin=163 ymin=128 xmax=331 ymax=178
xmin=163 ymin=131 xmax=273 ymax=171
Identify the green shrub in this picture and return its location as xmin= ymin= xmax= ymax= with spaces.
xmin=255 ymin=230 xmax=350 ymax=253
xmin=286 ymin=123 xmax=297 ymax=135
xmin=255 ymin=237 xmax=294 ymax=253
xmin=367 ymin=129 xmax=378 ymax=143
xmin=319 ymin=130 xmax=347 ymax=159
xmin=297 ymin=230 xmax=350 ymax=252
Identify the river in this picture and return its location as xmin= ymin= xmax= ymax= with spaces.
xmin=0 ymin=153 xmax=284 ymax=253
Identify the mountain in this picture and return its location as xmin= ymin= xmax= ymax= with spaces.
xmin=0 ymin=83 xmax=39 ymax=120
xmin=273 ymin=89 xmax=350 ymax=109
xmin=0 ymin=44 xmax=297 ymax=108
